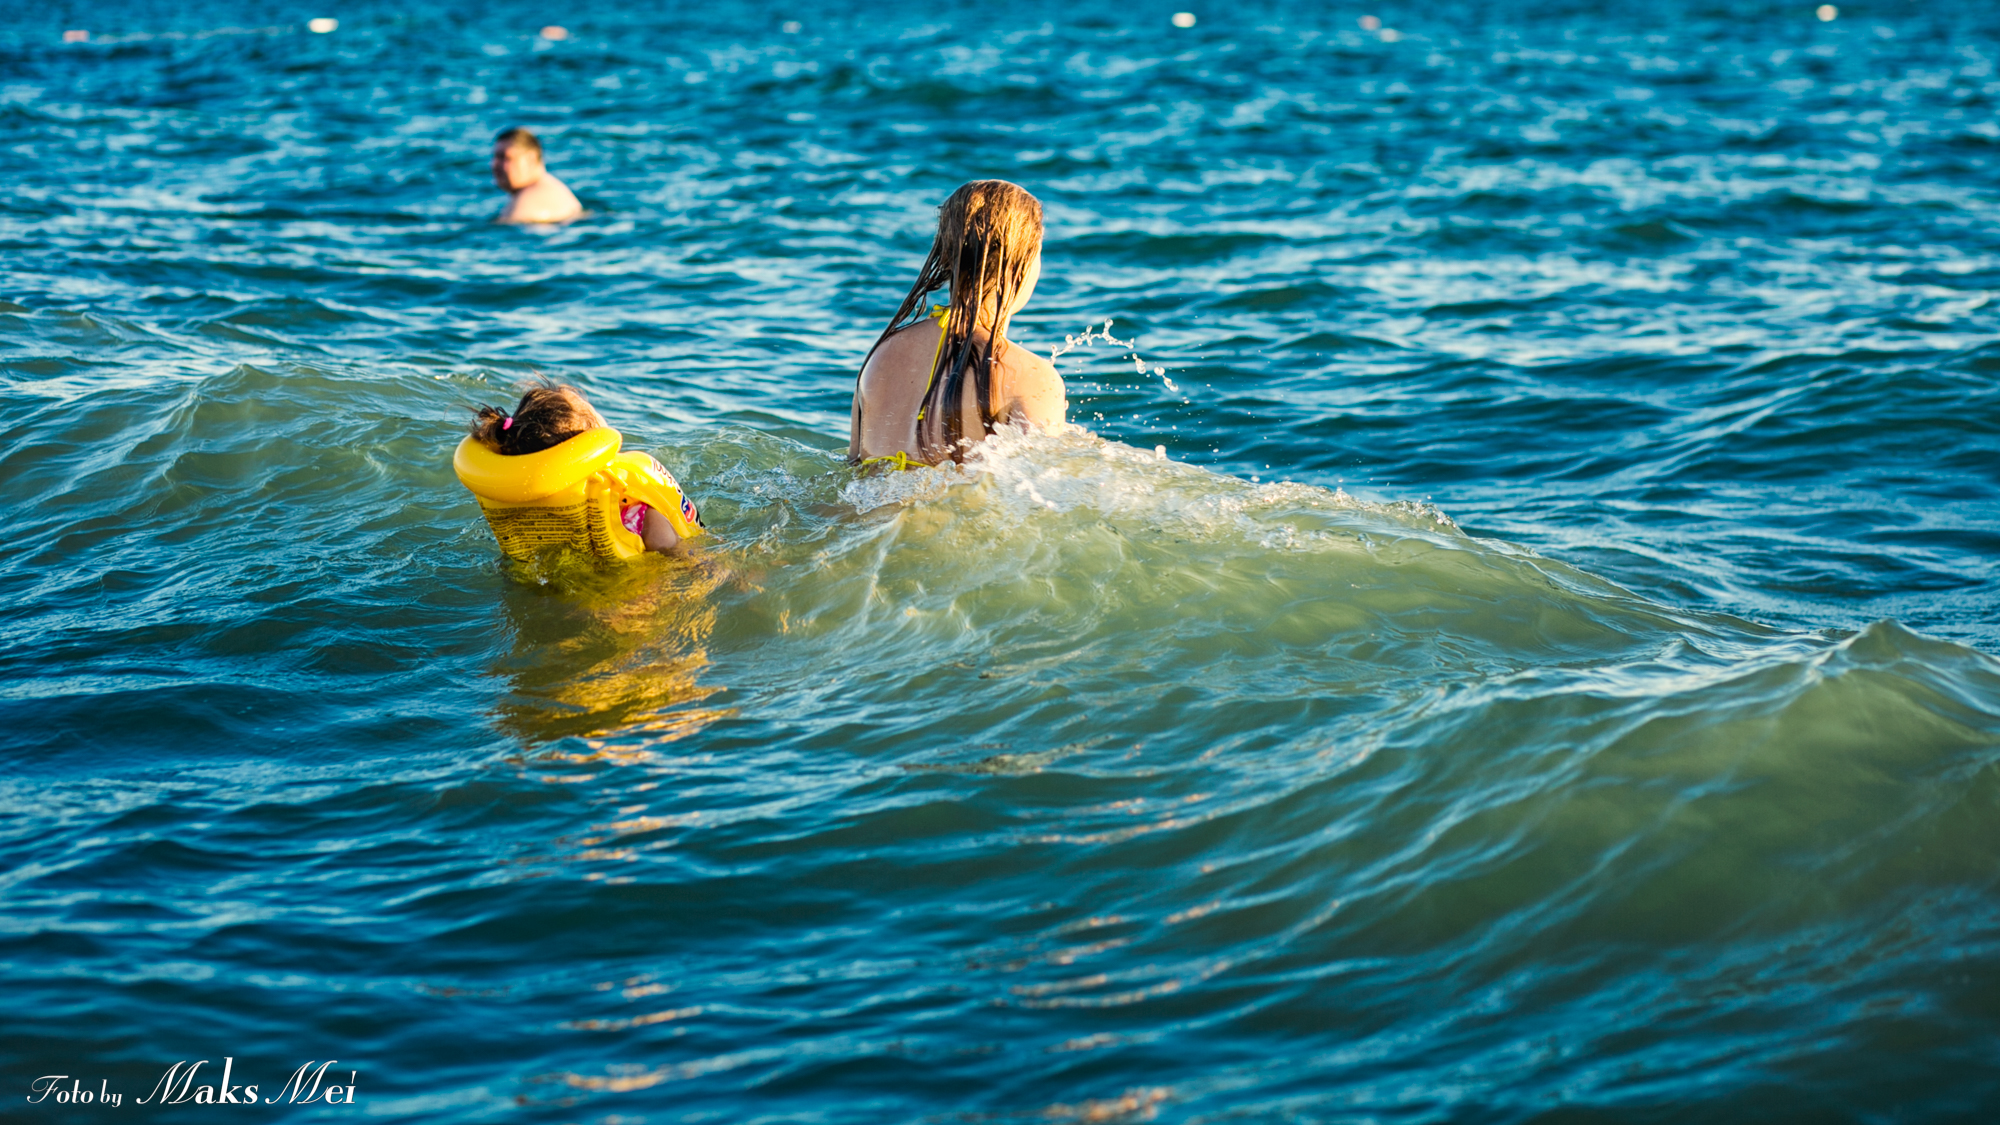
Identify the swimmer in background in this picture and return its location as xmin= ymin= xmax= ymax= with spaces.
xmin=850 ymin=179 xmax=1066 ymax=468
xmin=491 ymin=127 xmax=583 ymax=224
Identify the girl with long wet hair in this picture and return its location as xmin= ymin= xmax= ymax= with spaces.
xmin=849 ymin=180 xmax=1067 ymax=467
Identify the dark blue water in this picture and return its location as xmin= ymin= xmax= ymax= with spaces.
xmin=6 ymin=1 xmax=2000 ymax=1120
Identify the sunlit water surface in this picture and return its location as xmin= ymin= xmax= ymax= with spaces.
xmin=5 ymin=0 xmax=2000 ymax=1120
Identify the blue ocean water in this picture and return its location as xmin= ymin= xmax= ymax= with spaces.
xmin=5 ymin=0 xmax=2000 ymax=1120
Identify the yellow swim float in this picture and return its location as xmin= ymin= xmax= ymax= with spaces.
xmin=453 ymin=427 xmax=703 ymax=562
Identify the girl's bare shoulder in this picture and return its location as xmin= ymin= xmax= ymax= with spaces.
xmin=1001 ymin=340 xmax=1059 ymax=383
xmin=864 ymin=319 xmax=941 ymax=374
xmin=999 ymin=342 xmax=1065 ymax=425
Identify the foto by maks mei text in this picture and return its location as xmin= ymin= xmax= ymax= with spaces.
xmin=27 ymin=1059 xmax=359 ymax=1107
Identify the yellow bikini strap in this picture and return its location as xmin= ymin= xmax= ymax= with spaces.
xmin=857 ymin=450 xmax=927 ymax=473
xmin=916 ymin=304 xmax=950 ymax=426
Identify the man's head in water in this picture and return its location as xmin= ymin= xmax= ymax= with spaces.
xmin=490 ymin=127 xmax=583 ymax=224
xmin=491 ymin=127 xmax=546 ymax=192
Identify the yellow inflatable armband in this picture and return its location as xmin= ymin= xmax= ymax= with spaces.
xmin=453 ymin=428 xmax=704 ymax=562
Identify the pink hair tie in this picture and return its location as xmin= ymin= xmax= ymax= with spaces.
xmin=501 ymin=416 xmax=514 ymax=431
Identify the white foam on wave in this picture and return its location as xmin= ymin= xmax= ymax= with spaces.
xmin=837 ymin=456 xmax=962 ymax=515
xmin=838 ymin=423 xmax=1459 ymax=551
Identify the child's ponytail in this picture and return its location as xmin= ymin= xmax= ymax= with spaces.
xmin=471 ymin=404 xmax=513 ymax=452
xmin=469 ymin=381 xmax=608 ymax=456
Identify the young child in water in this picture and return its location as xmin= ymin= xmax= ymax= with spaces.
xmin=465 ymin=382 xmax=700 ymax=556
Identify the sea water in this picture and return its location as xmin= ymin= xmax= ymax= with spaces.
xmin=4 ymin=0 xmax=2000 ymax=1120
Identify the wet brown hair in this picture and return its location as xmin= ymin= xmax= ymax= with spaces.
xmin=858 ymin=180 xmax=1044 ymax=461
xmin=471 ymin=381 xmax=607 ymax=455
xmin=494 ymin=126 xmax=543 ymax=159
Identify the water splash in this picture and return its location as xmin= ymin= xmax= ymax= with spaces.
xmin=1050 ymin=318 xmax=1180 ymax=394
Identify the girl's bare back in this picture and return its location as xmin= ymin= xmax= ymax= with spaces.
xmin=851 ymin=318 xmax=1065 ymax=463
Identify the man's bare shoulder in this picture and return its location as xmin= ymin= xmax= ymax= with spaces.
xmin=503 ymin=175 xmax=583 ymax=224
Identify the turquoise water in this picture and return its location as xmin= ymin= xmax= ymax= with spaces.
xmin=6 ymin=1 xmax=2000 ymax=1120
